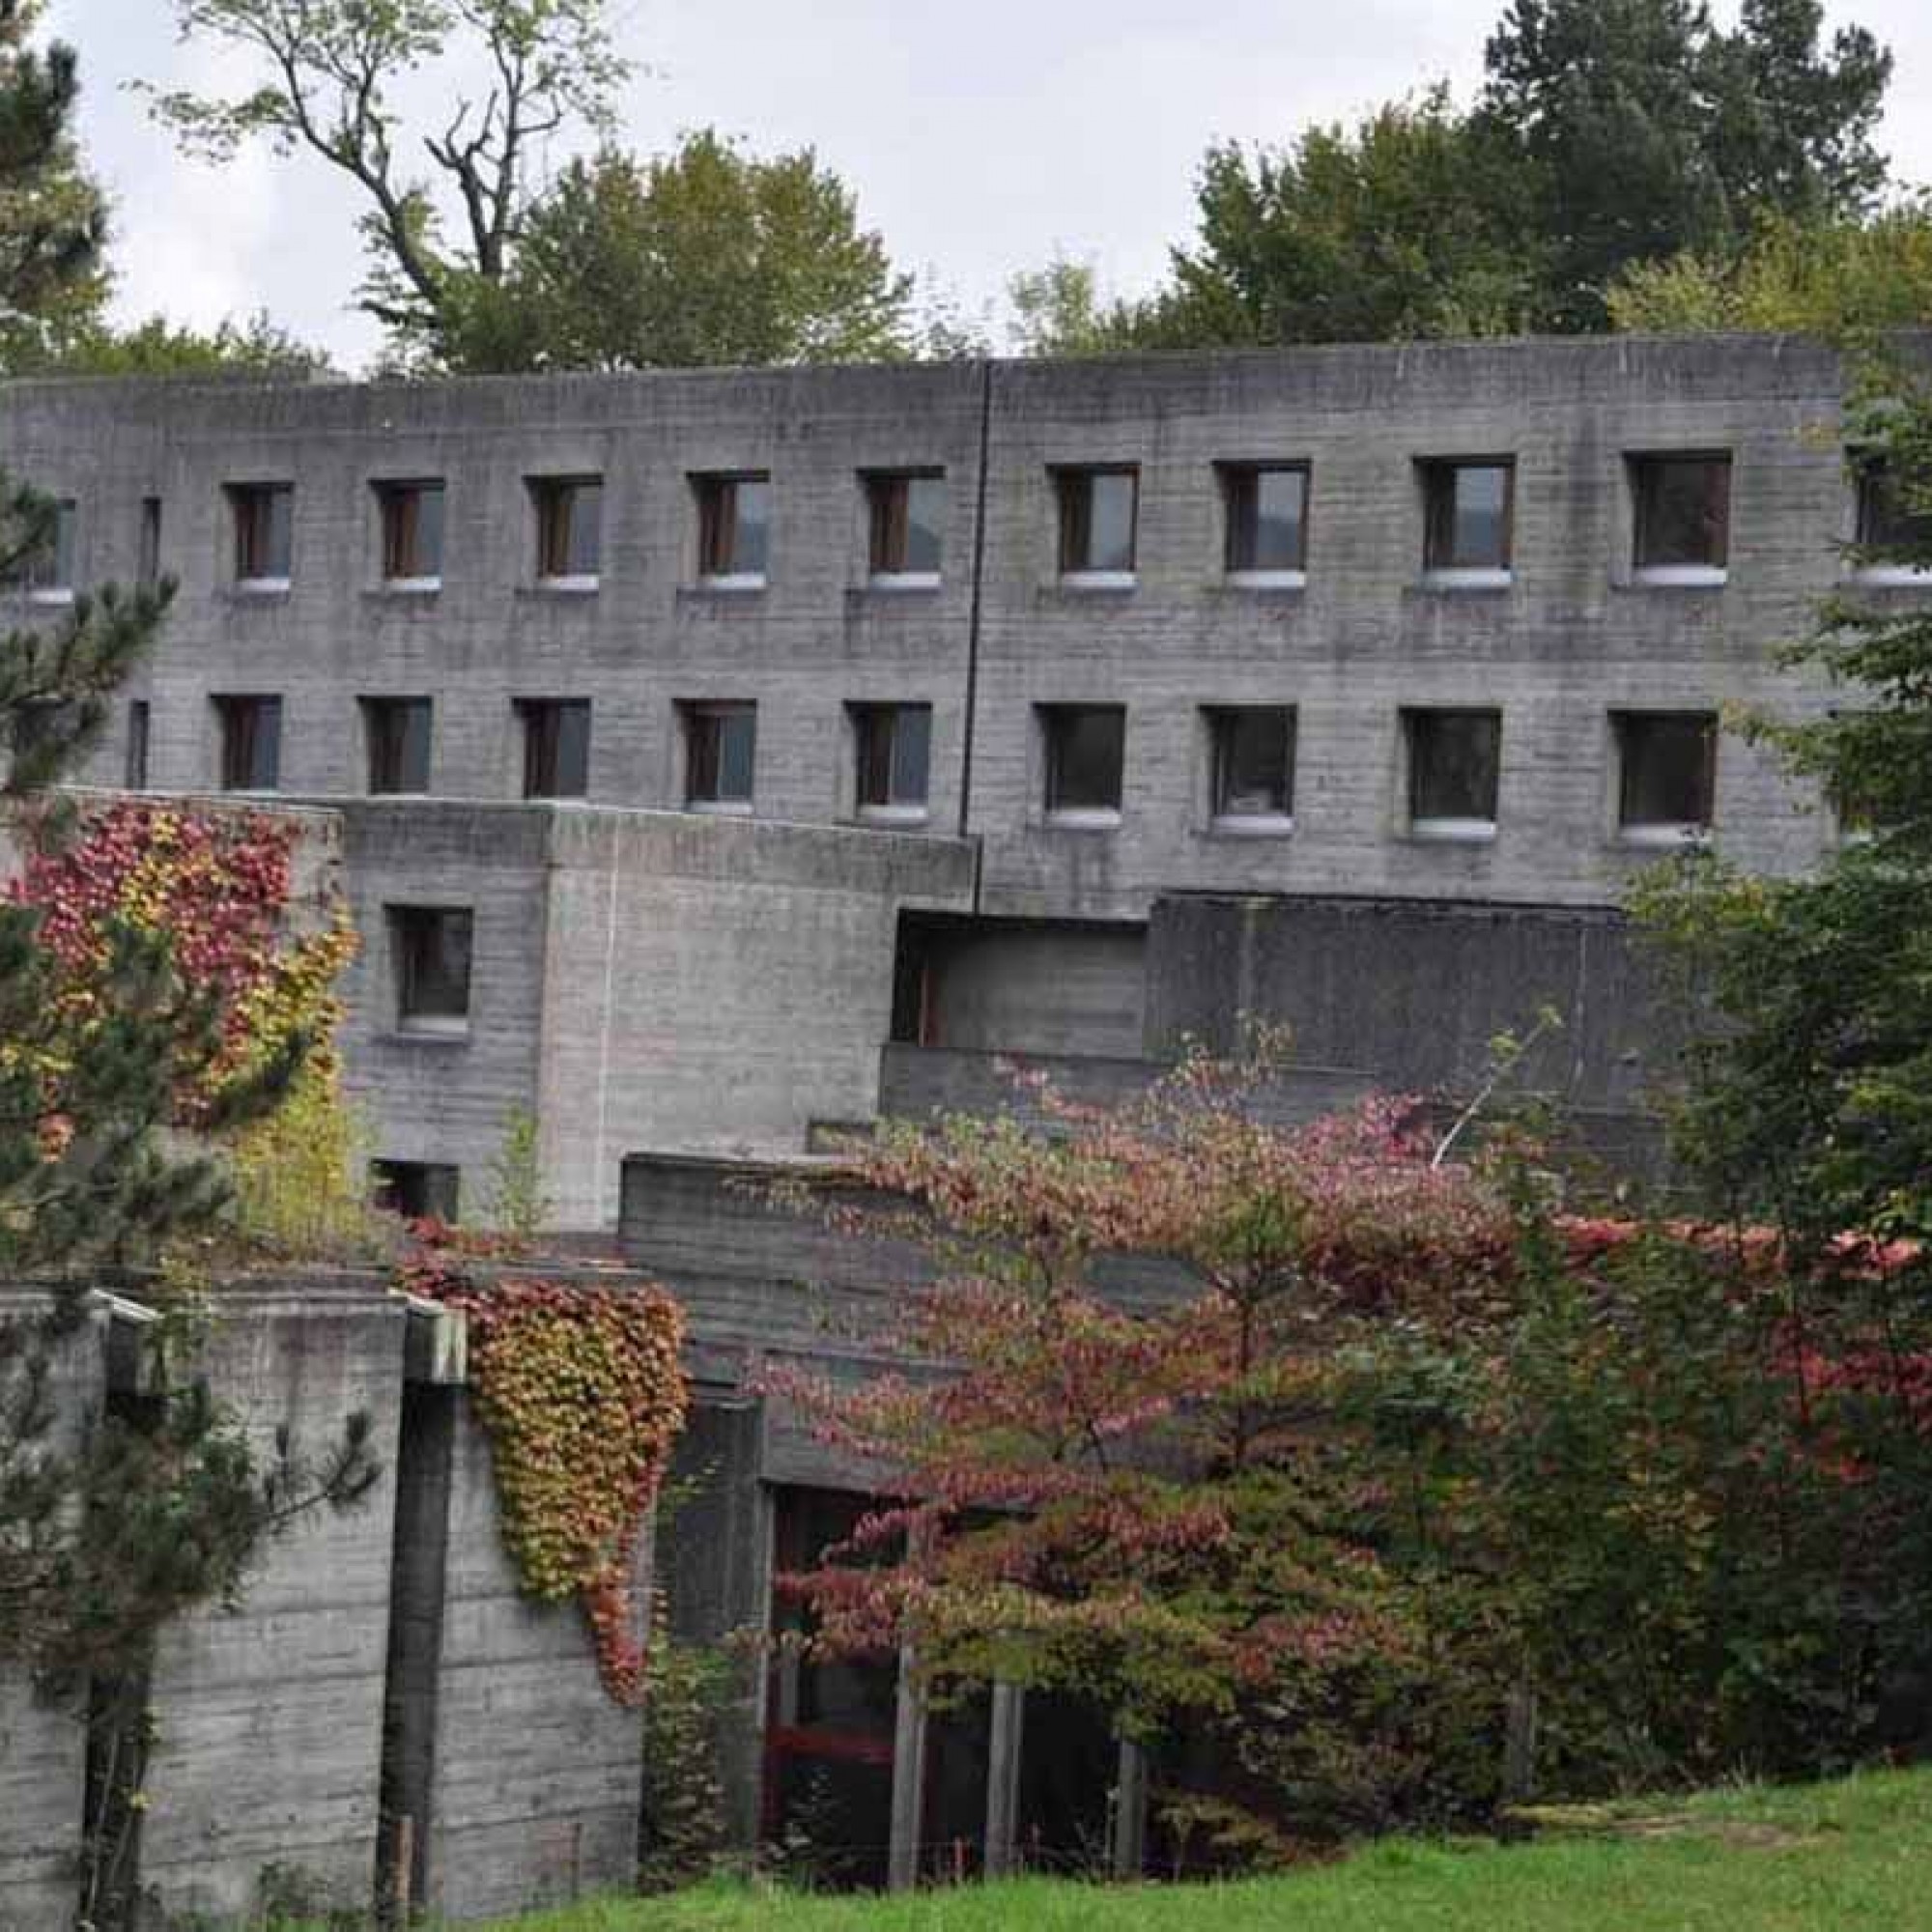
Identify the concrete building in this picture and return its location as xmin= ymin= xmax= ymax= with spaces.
xmin=5 ymin=335 xmax=1925 ymax=1916
xmin=4 ymin=332 xmax=1916 ymax=1223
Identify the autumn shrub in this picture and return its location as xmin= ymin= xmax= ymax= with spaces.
xmin=772 ymin=1057 xmax=1932 ymax=1862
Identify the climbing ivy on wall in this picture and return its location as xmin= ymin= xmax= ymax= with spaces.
xmin=7 ymin=798 xmax=355 ymax=1122
xmin=403 ymin=1236 xmax=689 ymax=1703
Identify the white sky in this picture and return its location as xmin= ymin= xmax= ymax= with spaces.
xmin=49 ymin=0 xmax=1932 ymax=370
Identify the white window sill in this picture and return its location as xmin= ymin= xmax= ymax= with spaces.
xmin=1420 ymin=567 xmax=1512 ymax=592
xmin=1851 ymin=564 xmax=1932 ymax=588
xmin=1408 ymin=816 xmax=1498 ymax=844
xmin=867 ymin=572 xmax=942 ymax=593
xmin=856 ymin=803 xmax=931 ymax=828
xmin=1225 ymin=569 xmax=1306 ymax=592
xmin=1632 ymin=564 xmax=1727 ymax=589
xmin=26 ymin=586 xmax=75 ymax=607
xmin=381 ymin=576 xmax=442 ymax=595
xmin=686 ymin=797 xmax=753 ymax=816
xmin=533 ymin=574 xmax=599 ymax=594
xmin=696 ymin=573 xmax=767 ymax=594
xmin=1044 ymin=806 xmax=1122 ymax=832
xmin=234 ymin=577 xmax=292 ymax=596
xmin=1617 ymin=822 xmax=1713 ymax=849
xmin=1058 ymin=570 xmax=1137 ymax=593
xmin=394 ymin=1016 xmax=471 ymax=1041
xmin=1209 ymin=811 xmax=1295 ymax=838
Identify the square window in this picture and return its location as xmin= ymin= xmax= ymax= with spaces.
xmin=1222 ymin=466 xmax=1308 ymax=578
xmin=126 ymin=700 xmax=150 ymax=790
xmin=362 ymin=696 xmax=433 ymax=795
xmin=852 ymin=703 xmax=932 ymax=817
xmin=371 ymin=1159 xmax=461 ymax=1223
xmin=213 ymin=694 xmax=281 ymax=791
xmin=1855 ymin=463 xmax=1932 ymax=562
xmin=867 ymin=473 xmax=945 ymax=579
xmin=696 ymin=474 xmax=772 ymax=582
xmin=516 ymin=697 xmax=590 ymax=799
xmin=1615 ymin=712 xmax=1717 ymax=835
xmin=1041 ymin=704 xmax=1125 ymax=820
xmin=530 ymin=476 xmax=601 ymax=582
xmin=11 ymin=498 xmax=77 ymax=596
xmin=1208 ymin=707 xmax=1295 ymax=822
xmin=1056 ymin=469 xmax=1137 ymax=578
xmin=1406 ymin=708 xmax=1501 ymax=834
xmin=378 ymin=480 xmax=444 ymax=582
xmin=229 ymin=483 xmax=293 ymax=584
xmin=1632 ymin=456 xmax=1730 ymax=575
xmin=1422 ymin=462 xmax=1513 ymax=574
xmin=684 ymin=702 xmax=757 ymax=810
xmin=391 ymin=906 xmax=472 ymax=1031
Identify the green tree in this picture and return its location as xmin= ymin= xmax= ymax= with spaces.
xmin=145 ymin=0 xmax=629 ymax=368
xmin=0 ymin=0 xmax=109 ymax=368
xmin=443 ymin=135 xmax=915 ymax=373
xmin=1608 ymin=202 xmax=1932 ymax=339
xmin=21 ymin=310 xmax=333 ymax=379
xmin=1478 ymin=0 xmax=1891 ymax=330
xmin=1160 ymin=92 xmax=1538 ymax=348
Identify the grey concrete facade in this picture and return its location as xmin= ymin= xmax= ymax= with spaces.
xmin=335 ymin=799 xmax=975 ymax=1227
xmin=4 ymin=335 xmax=1917 ymax=1224
xmin=3 ymin=334 xmax=1917 ymax=929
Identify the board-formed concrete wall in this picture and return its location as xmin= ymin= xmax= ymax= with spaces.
xmin=0 ymin=1276 xmax=684 ymax=1929
xmin=334 ymin=799 xmax=975 ymax=1229
xmin=132 ymin=1282 xmax=409 ymax=1927
xmin=3 ymin=333 xmax=1912 ymax=931
xmin=1143 ymin=892 xmax=1681 ymax=1114
xmin=0 ymin=1291 xmax=119 ymax=1932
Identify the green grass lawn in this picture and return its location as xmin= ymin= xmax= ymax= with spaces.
xmin=464 ymin=1766 xmax=1932 ymax=1932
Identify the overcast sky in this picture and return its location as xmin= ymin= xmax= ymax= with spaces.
xmin=50 ymin=0 xmax=1932 ymax=370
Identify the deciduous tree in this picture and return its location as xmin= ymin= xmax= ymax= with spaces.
xmin=444 ymin=135 xmax=915 ymax=373
xmin=146 ymin=0 xmax=630 ymax=367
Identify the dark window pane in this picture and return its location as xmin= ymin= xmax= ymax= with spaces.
xmin=1858 ymin=467 xmax=1932 ymax=557
xmin=1212 ymin=708 xmax=1293 ymax=816
xmin=126 ymin=701 xmax=150 ymax=790
xmin=901 ymin=476 xmax=944 ymax=574
xmin=232 ymin=485 xmax=293 ymax=581
xmin=698 ymin=476 xmax=770 ymax=578
xmin=1426 ymin=464 xmax=1511 ymax=570
xmin=394 ymin=907 xmax=472 ymax=1022
xmin=1408 ymin=710 xmax=1501 ymax=822
xmin=216 ymin=696 xmax=281 ymax=790
xmin=733 ymin=479 xmax=771 ymax=577
xmin=382 ymin=483 xmax=444 ymax=579
xmin=1634 ymin=458 xmax=1730 ymax=569
xmin=138 ymin=497 xmax=162 ymax=587
xmin=520 ymin=699 xmax=590 ymax=799
xmin=1225 ymin=467 xmax=1308 ymax=573
xmin=688 ymin=705 xmax=756 ymax=804
xmin=1045 ymin=707 xmax=1125 ymax=812
xmin=365 ymin=697 xmax=433 ymax=794
xmin=1060 ymin=470 xmax=1137 ymax=574
xmin=371 ymin=1160 xmax=461 ymax=1222
xmin=1618 ymin=713 xmax=1716 ymax=828
xmin=534 ymin=479 xmax=600 ymax=578
xmin=856 ymin=705 xmax=931 ymax=809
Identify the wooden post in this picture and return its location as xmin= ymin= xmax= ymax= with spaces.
xmin=982 ymin=1681 xmax=1026 ymax=1880
xmin=392 ymin=1813 xmax=413 ymax=1924
xmin=1110 ymin=1734 xmax=1148 ymax=1881
xmin=887 ymin=1642 xmax=929 ymax=1892
xmin=1502 ymin=1670 xmax=1539 ymax=1820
